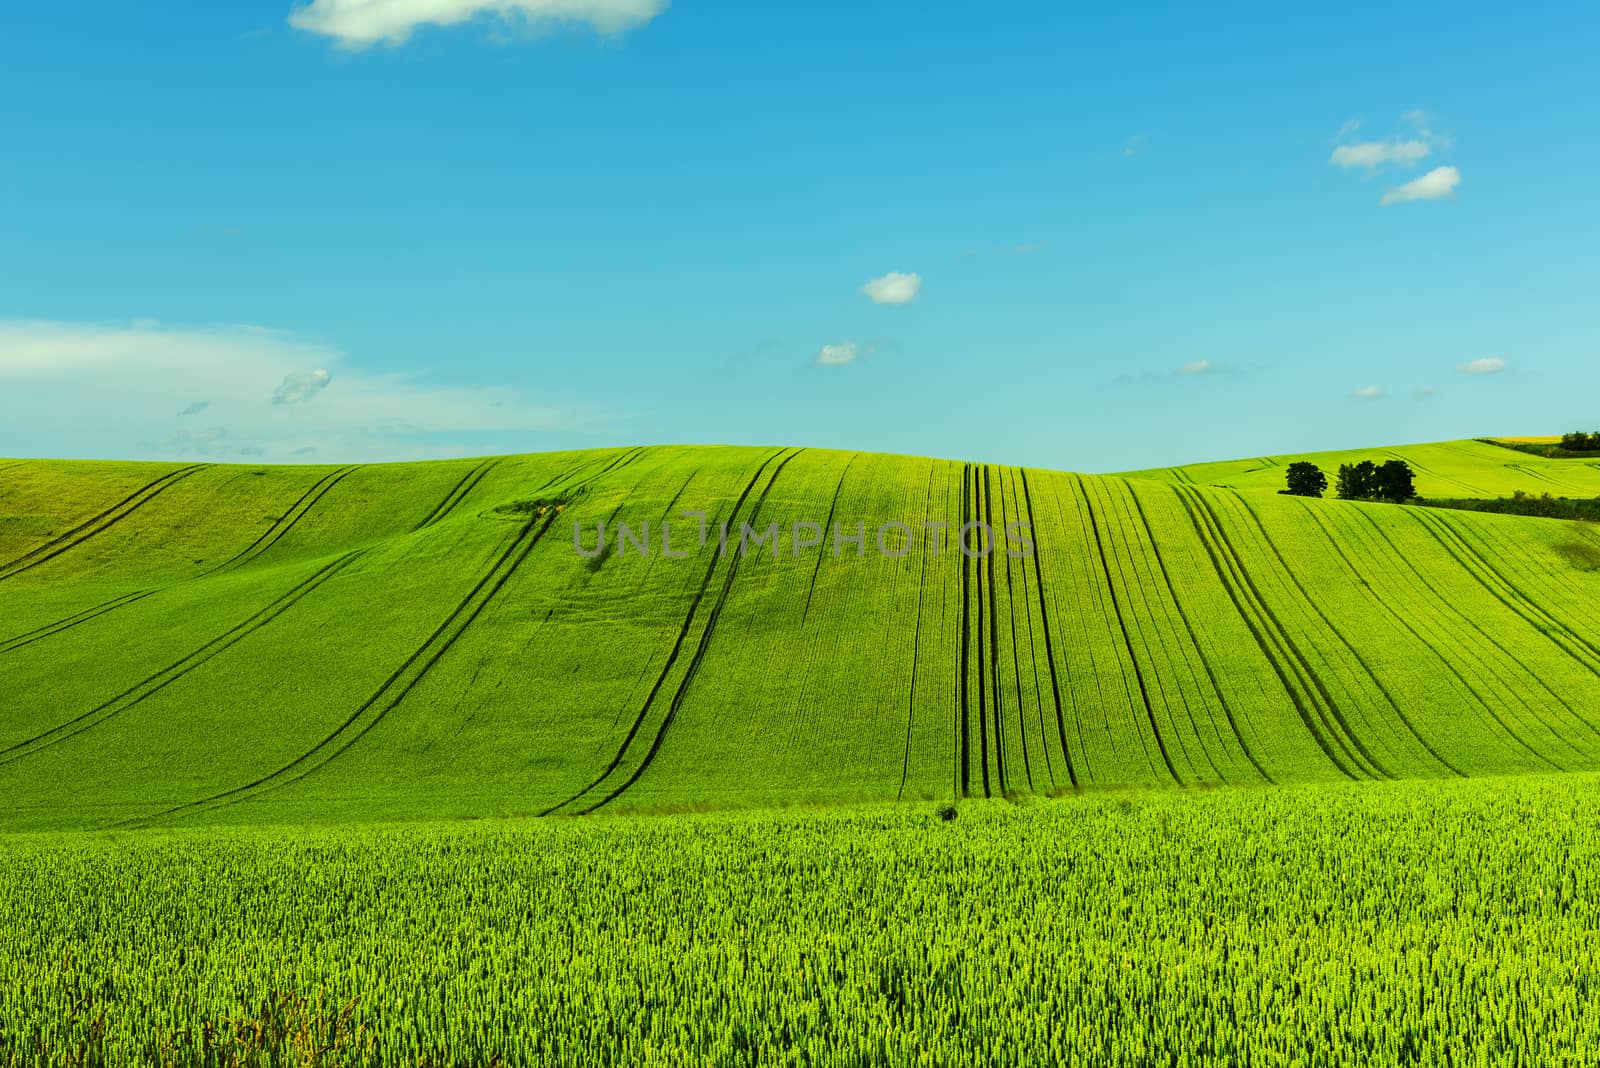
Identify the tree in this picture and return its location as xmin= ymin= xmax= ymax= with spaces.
xmin=1336 ymin=460 xmax=1379 ymax=501
xmin=1561 ymin=431 xmax=1600 ymax=452
xmin=1374 ymin=459 xmax=1417 ymax=502
xmin=1283 ymin=462 xmax=1328 ymax=498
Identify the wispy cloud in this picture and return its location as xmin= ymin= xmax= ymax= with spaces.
xmin=0 ymin=320 xmax=588 ymax=461
xmin=860 ymin=271 xmax=922 ymax=306
xmin=1457 ymin=357 xmax=1509 ymax=375
xmin=1175 ymin=359 xmax=1214 ymax=376
xmin=1380 ymin=165 xmax=1460 ymax=205
xmin=815 ymin=342 xmax=860 ymax=367
xmin=271 ymin=368 xmax=332 ymax=405
xmin=288 ymin=0 xmax=668 ymax=49
xmin=1350 ymin=385 xmax=1385 ymax=400
xmin=1330 ymin=139 xmax=1432 ymax=169
xmin=1122 ymin=134 xmax=1146 ymax=158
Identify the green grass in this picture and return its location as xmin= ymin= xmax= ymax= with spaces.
xmin=1119 ymin=437 xmax=1600 ymax=499
xmin=5 ymin=773 xmax=1600 ymax=1066
xmin=4 ymin=442 xmax=1600 ymax=830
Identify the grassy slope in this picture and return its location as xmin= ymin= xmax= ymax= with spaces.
xmin=3 ymin=443 xmax=1600 ymax=831
xmin=1119 ymin=437 xmax=1600 ymax=498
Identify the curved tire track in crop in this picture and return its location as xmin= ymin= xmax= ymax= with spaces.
xmin=0 ymin=552 xmax=366 ymax=768
xmin=1317 ymin=505 xmax=1567 ymax=771
xmin=411 ymin=459 xmax=499 ymax=532
xmin=0 ymin=464 xmax=207 ymax=583
xmin=1172 ymin=485 xmax=1370 ymax=780
xmin=1077 ymin=476 xmax=1182 ymax=785
xmin=800 ymin=456 xmax=857 ymax=625
xmin=1127 ymin=486 xmax=1272 ymax=784
xmin=897 ymin=461 xmax=939 ymax=800
xmin=1229 ymin=493 xmax=1464 ymax=778
xmin=1019 ymin=470 xmax=1079 ymax=789
xmin=141 ymin=507 xmax=567 ymax=825
xmin=207 ymin=466 xmax=359 ymax=574
xmin=541 ymin=449 xmax=800 ymax=815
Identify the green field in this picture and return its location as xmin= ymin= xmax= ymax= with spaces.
xmin=5 ymin=775 xmax=1600 ymax=1066
xmin=5 ymin=441 xmax=1600 ymax=1064
xmin=1120 ymin=437 xmax=1600 ymax=499
xmin=3 ymin=442 xmax=1600 ymax=829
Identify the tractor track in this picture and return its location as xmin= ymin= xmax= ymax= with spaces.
xmin=1230 ymin=492 xmax=1465 ymax=778
xmin=0 ymin=552 xmax=367 ymax=768
xmin=540 ymin=448 xmax=799 ymax=815
xmin=1171 ymin=485 xmax=1368 ymax=780
xmin=1078 ymin=475 xmax=1182 ymax=785
xmin=1019 ymin=469 xmax=1078 ymax=789
xmin=1127 ymin=486 xmax=1271 ymax=783
xmin=136 ymin=505 xmax=566 ymax=825
xmin=0 ymin=464 xmax=208 ymax=584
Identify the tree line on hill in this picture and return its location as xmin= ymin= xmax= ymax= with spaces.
xmin=1280 ymin=460 xmax=1417 ymax=503
xmin=1560 ymin=431 xmax=1600 ymax=452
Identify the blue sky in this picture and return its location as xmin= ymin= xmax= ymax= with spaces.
xmin=2 ymin=1 xmax=1597 ymax=471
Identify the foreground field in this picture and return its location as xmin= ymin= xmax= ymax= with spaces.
xmin=4 ymin=774 xmax=1600 ymax=1066
xmin=4 ymin=443 xmax=1600 ymax=828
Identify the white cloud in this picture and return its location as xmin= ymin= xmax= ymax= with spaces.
xmin=1175 ymin=359 xmax=1214 ymax=376
xmin=288 ymin=0 xmax=667 ymax=49
xmin=1458 ymin=357 xmax=1509 ymax=375
xmin=0 ymin=320 xmax=585 ymax=461
xmin=1350 ymin=385 xmax=1385 ymax=400
xmin=272 ymin=368 xmax=332 ymax=405
xmin=1329 ymin=139 xmax=1432 ymax=169
xmin=1380 ymin=165 xmax=1460 ymax=205
xmin=815 ymin=342 xmax=860 ymax=367
xmin=860 ymin=272 xmax=922 ymax=306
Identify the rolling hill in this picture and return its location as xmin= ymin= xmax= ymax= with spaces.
xmin=3 ymin=441 xmax=1600 ymax=832
xmin=1121 ymin=436 xmax=1600 ymax=498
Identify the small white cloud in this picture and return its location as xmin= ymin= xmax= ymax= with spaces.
xmin=1380 ymin=165 xmax=1460 ymax=205
xmin=1335 ymin=118 xmax=1362 ymax=141
xmin=288 ymin=0 xmax=668 ymax=49
xmin=860 ymin=272 xmax=922 ymax=306
xmin=1458 ymin=357 xmax=1509 ymax=375
xmin=816 ymin=342 xmax=860 ymax=367
xmin=1330 ymin=139 xmax=1432 ymax=169
xmin=1175 ymin=359 xmax=1214 ymax=376
xmin=1123 ymin=134 xmax=1145 ymax=158
xmin=1350 ymin=385 xmax=1385 ymax=400
xmin=272 ymin=368 xmax=332 ymax=405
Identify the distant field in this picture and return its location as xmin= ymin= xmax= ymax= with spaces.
xmin=4 ymin=442 xmax=1600 ymax=830
xmin=5 ymin=774 xmax=1600 ymax=1067
xmin=1120 ymin=437 xmax=1600 ymax=498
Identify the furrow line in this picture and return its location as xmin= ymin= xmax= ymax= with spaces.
xmin=897 ymin=461 xmax=938 ymax=800
xmin=208 ymin=466 xmax=359 ymax=574
xmin=540 ymin=449 xmax=792 ymax=815
xmin=1231 ymin=493 xmax=1465 ymax=777
xmin=1077 ymin=475 xmax=1182 ymax=786
xmin=1187 ymin=487 xmax=1392 ymax=778
xmin=0 ymin=552 xmax=366 ymax=768
xmin=1019 ymin=470 xmax=1077 ymax=789
xmin=0 ymin=464 xmax=207 ymax=582
xmin=139 ymin=506 xmax=565 ymax=825
xmin=1128 ymin=486 xmax=1271 ymax=784
xmin=1170 ymin=485 xmax=1363 ymax=780
xmin=578 ymin=448 xmax=804 ymax=813
xmin=801 ymin=456 xmax=857 ymax=625
xmin=1328 ymin=507 xmax=1569 ymax=770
